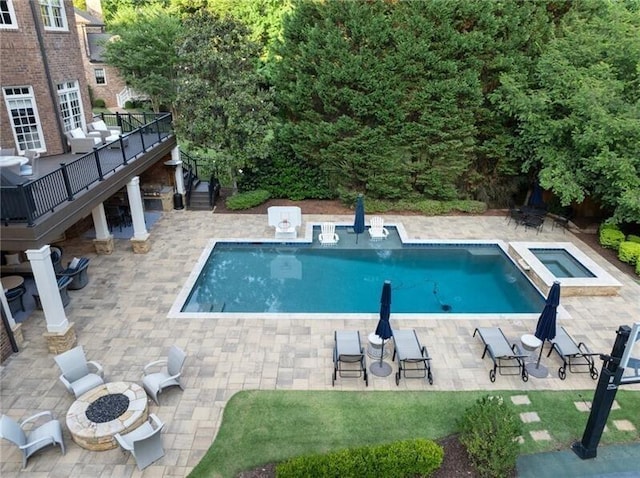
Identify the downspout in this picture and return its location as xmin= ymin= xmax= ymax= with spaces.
xmin=29 ymin=0 xmax=68 ymax=151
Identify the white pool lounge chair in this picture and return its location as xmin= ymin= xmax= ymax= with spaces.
xmin=473 ymin=327 xmax=528 ymax=382
xmin=368 ymin=216 xmax=389 ymax=240
xmin=332 ymin=330 xmax=368 ymax=386
xmin=267 ymin=206 xmax=302 ymax=239
xmin=319 ymin=222 xmax=339 ymax=246
xmin=546 ymin=327 xmax=599 ymax=380
xmin=392 ymin=329 xmax=433 ymax=385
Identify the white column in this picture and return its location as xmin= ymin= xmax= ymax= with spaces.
xmin=0 ymin=292 xmax=16 ymax=329
xmin=92 ymin=203 xmax=112 ymax=240
xmin=169 ymin=146 xmax=185 ymax=194
xmin=26 ymin=246 xmax=69 ymax=333
xmin=126 ymin=176 xmax=149 ymax=240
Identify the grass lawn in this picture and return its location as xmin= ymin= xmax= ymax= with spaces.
xmin=188 ymin=389 xmax=640 ymax=478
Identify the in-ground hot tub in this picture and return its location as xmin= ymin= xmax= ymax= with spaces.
xmin=508 ymin=242 xmax=622 ymax=296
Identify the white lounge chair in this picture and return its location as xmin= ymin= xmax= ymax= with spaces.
xmin=368 ymin=216 xmax=389 ymax=240
xmin=319 ymin=222 xmax=339 ymax=246
xmin=142 ymin=345 xmax=186 ymax=405
xmin=89 ymin=120 xmax=128 ymax=148
xmin=0 ymin=411 xmax=65 ymax=469
xmin=115 ymin=413 xmax=165 ymax=470
xmin=267 ymin=206 xmax=302 ymax=239
xmin=54 ymin=346 xmax=105 ymax=398
xmin=64 ymin=127 xmax=102 ymax=154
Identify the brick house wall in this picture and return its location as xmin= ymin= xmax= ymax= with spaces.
xmin=0 ymin=0 xmax=94 ymax=156
xmin=75 ymin=11 xmax=127 ymax=109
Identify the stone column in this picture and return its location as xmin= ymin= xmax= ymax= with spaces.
xmin=126 ymin=176 xmax=150 ymax=253
xmin=92 ymin=203 xmax=114 ymax=254
xmin=26 ymin=246 xmax=76 ymax=353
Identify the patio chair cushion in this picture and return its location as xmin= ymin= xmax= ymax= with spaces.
xmin=4 ymin=253 xmax=20 ymax=265
xmin=68 ymin=128 xmax=85 ymax=139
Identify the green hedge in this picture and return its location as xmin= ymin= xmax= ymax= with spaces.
xmin=599 ymin=225 xmax=625 ymax=250
xmin=276 ymin=439 xmax=443 ymax=478
xmin=618 ymin=241 xmax=640 ymax=266
xmin=627 ymin=234 xmax=640 ymax=244
xmin=93 ymin=98 xmax=106 ymax=108
xmin=225 ymin=190 xmax=271 ymax=210
xmin=347 ymin=197 xmax=487 ymax=216
xmin=458 ymin=395 xmax=522 ymax=478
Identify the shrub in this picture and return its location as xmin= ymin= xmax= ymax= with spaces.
xmin=93 ymin=98 xmax=106 ymax=108
xmin=618 ymin=241 xmax=640 ymax=265
xmin=226 ymin=190 xmax=271 ymax=210
xmin=627 ymin=234 xmax=640 ymax=244
xmin=636 ymin=260 xmax=640 ymax=276
xmin=599 ymin=227 xmax=625 ymax=250
xmin=276 ymin=438 xmax=443 ymax=478
xmin=458 ymin=395 xmax=522 ymax=478
xmin=124 ymin=100 xmax=134 ymax=109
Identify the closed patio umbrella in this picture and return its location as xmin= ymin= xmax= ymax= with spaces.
xmin=533 ymin=280 xmax=561 ymax=372
xmin=353 ymin=194 xmax=365 ymax=244
xmin=371 ymin=280 xmax=393 ymax=377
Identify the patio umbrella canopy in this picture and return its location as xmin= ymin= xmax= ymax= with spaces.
xmin=353 ymin=194 xmax=365 ymax=244
xmin=534 ymin=280 xmax=561 ymax=368
xmin=371 ymin=280 xmax=393 ymax=377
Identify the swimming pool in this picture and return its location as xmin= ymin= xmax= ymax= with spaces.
xmin=530 ymin=249 xmax=595 ymax=278
xmin=176 ymin=227 xmax=545 ymax=315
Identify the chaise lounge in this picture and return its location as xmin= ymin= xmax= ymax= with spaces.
xmin=392 ymin=329 xmax=433 ymax=385
xmin=473 ymin=327 xmax=528 ymax=382
xmin=332 ymin=330 xmax=368 ymax=386
xmin=547 ymin=326 xmax=599 ymax=380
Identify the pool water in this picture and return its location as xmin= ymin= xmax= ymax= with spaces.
xmin=530 ymin=249 xmax=596 ymax=278
xmin=182 ymin=242 xmax=545 ymax=314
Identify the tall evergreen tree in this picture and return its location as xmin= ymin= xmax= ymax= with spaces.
xmin=174 ymin=11 xmax=276 ymax=191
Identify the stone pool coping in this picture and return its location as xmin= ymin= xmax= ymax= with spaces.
xmin=508 ymin=241 xmax=622 ymax=296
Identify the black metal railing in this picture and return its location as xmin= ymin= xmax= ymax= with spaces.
xmin=1 ymin=113 xmax=173 ymax=226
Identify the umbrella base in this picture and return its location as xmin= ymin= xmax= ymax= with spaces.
xmin=370 ymin=361 xmax=392 ymax=377
xmin=525 ymin=362 xmax=549 ymax=378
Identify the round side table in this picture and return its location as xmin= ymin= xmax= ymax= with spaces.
xmin=521 ymin=334 xmax=548 ymax=378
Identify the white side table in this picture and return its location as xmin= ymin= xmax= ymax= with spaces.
xmin=367 ymin=332 xmax=390 ymax=360
xmin=521 ymin=334 xmax=547 ymax=378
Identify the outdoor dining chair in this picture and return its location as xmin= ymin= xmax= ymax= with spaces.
xmin=0 ymin=411 xmax=65 ymax=469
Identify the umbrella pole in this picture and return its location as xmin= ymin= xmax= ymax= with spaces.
xmin=379 ymin=340 xmax=384 ymax=366
xmin=535 ymin=341 xmax=545 ymax=368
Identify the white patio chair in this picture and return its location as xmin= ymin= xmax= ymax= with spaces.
xmin=368 ymin=216 xmax=389 ymax=240
xmin=267 ymin=206 xmax=302 ymax=239
xmin=88 ymin=119 xmax=122 ymax=141
xmin=54 ymin=345 xmax=105 ymax=398
xmin=319 ymin=222 xmax=339 ymax=246
xmin=0 ymin=411 xmax=65 ymax=469
xmin=142 ymin=345 xmax=186 ymax=405
xmin=19 ymin=150 xmax=39 ymax=176
xmin=114 ymin=413 xmax=165 ymax=470
xmin=64 ymin=127 xmax=102 ymax=154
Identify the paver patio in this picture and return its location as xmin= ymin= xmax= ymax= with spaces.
xmin=1 ymin=212 xmax=639 ymax=477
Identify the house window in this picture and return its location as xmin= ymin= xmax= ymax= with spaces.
xmin=57 ymin=80 xmax=85 ymax=132
xmin=94 ymin=68 xmax=106 ymax=85
xmin=39 ymin=0 xmax=67 ymax=31
xmin=0 ymin=0 xmax=18 ymax=29
xmin=2 ymin=86 xmax=46 ymax=153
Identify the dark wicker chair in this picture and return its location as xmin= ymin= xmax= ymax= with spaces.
xmin=34 ymin=276 xmax=72 ymax=309
xmin=57 ymin=258 xmax=90 ymax=290
xmin=6 ymin=286 xmax=26 ymax=314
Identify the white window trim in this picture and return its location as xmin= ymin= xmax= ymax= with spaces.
xmin=2 ymin=86 xmax=47 ymax=154
xmin=39 ymin=0 xmax=68 ymax=32
xmin=94 ymin=68 xmax=107 ymax=85
xmin=57 ymin=80 xmax=86 ymax=132
xmin=0 ymin=0 xmax=18 ymax=30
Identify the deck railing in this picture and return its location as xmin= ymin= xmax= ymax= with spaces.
xmin=1 ymin=113 xmax=173 ymax=226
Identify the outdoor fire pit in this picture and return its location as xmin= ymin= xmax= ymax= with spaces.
xmin=66 ymin=382 xmax=148 ymax=451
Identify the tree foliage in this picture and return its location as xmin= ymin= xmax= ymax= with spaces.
xmin=174 ymin=11 xmax=276 ymax=191
xmin=104 ymin=7 xmax=181 ymax=113
xmin=498 ymin=1 xmax=640 ymax=222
